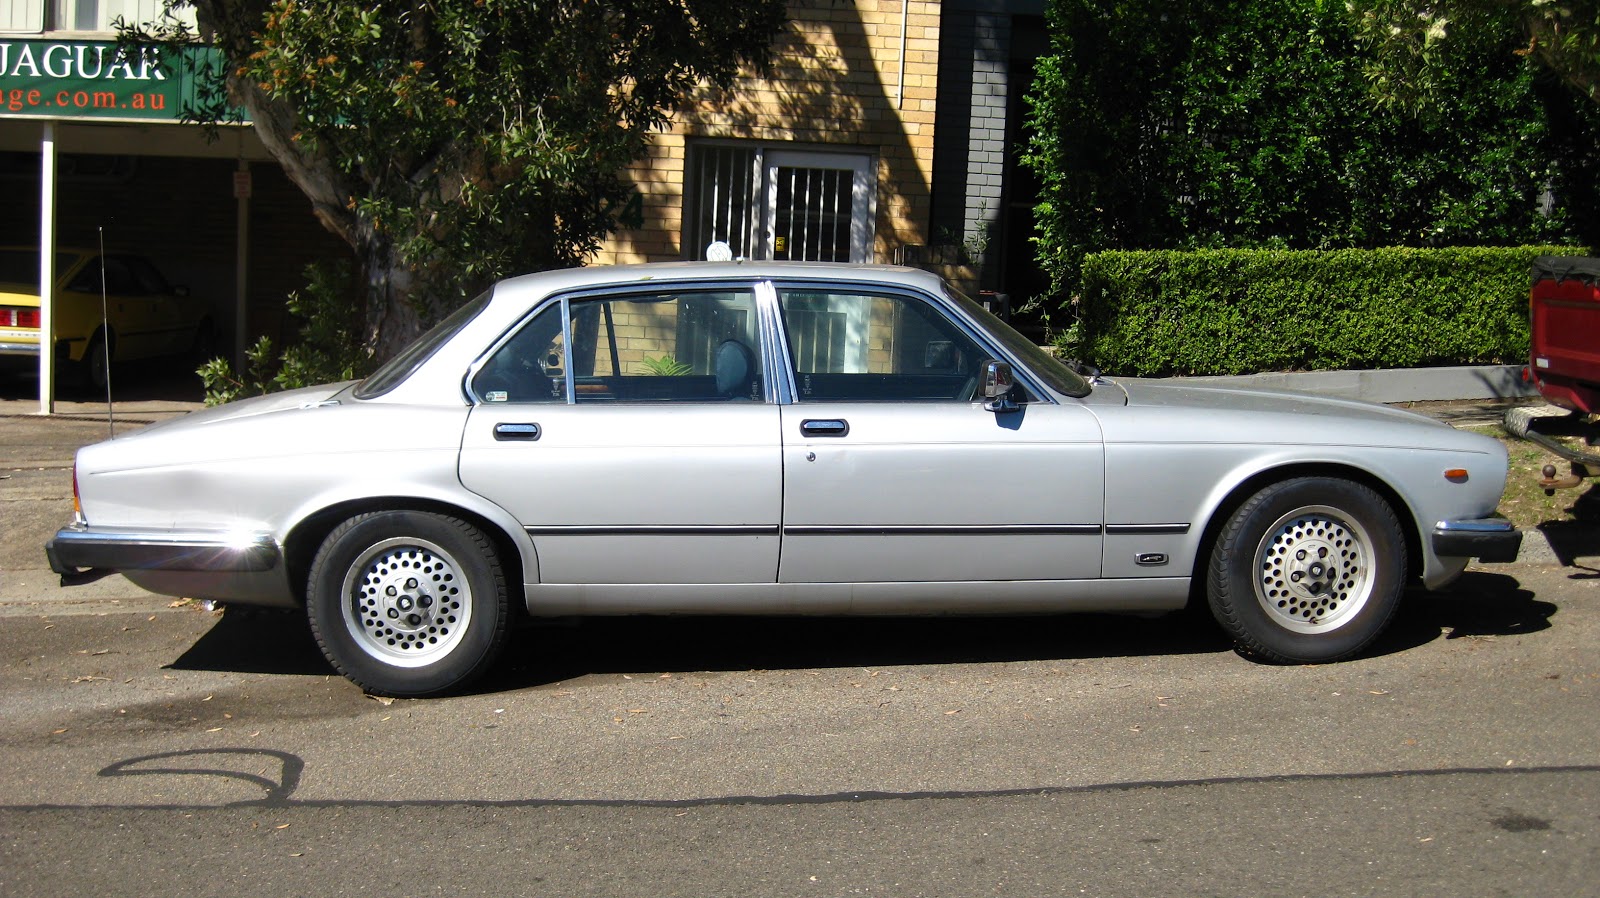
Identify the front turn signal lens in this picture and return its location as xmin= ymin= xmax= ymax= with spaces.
xmin=1444 ymin=468 xmax=1469 ymax=483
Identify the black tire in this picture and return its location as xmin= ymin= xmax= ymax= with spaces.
xmin=1207 ymin=476 xmax=1406 ymax=664
xmin=83 ymin=332 xmax=111 ymax=392
xmin=307 ymin=511 xmax=509 ymax=697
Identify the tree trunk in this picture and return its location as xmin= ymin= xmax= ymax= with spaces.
xmin=362 ymin=236 xmax=427 ymax=361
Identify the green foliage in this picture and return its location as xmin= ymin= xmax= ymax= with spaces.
xmin=639 ymin=355 xmax=693 ymax=377
xmin=197 ymin=336 xmax=280 ymax=407
xmin=1350 ymin=1 xmax=1600 ymax=107
xmin=127 ymin=0 xmax=787 ymax=361
xmin=1023 ymin=0 xmax=1600 ymax=300
xmin=1065 ymin=246 xmax=1579 ymax=376
xmin=197 ymin=261 xmax=373 ymax=405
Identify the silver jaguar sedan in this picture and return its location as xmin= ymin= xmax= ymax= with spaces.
xmin=47 ymin=262 xmax=1520 ymax=696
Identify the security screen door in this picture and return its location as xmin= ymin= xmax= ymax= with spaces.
xmin=764 ymin=151 xmax=874 ymax=264
xmin=685 ymin=146 xmax=874 ymax=264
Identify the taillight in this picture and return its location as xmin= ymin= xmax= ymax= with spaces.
xmin=1 ymin=307 xmax=40 ymax=328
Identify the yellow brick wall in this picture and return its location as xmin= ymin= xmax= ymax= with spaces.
xmin=594 ymin=0 xmax=940 ymax=266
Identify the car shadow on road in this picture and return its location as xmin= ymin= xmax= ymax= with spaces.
xmin=166 ymin=603 xmax=1240 ymax=686
xmin=166 ymin=607 xmax=333 ymax=677
xmin=487 ymin=611 xmax=1239 ymax=692
xmin=163 ymin=570 xmax=1560 ymax=693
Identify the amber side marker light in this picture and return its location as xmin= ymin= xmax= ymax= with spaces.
xmin=71 ymin=464 xmax=82 ymax=516
xmin=1445 ymin=468 xmax=1470 ymax=483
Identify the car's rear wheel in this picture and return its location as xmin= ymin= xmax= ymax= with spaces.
xmin=307 ymin=511 xmax=509 ymax=697
xmin=1207 ymin=476 xmax=1406 ymax=663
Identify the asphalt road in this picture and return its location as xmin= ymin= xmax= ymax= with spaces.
xmin=1 ymin=565 xmax=1597 ymax=897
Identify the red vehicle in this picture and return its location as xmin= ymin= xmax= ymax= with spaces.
xmin=1505 ymin=256 xmax=1600 ymax=491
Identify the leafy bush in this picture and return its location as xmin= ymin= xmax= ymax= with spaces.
xmin=1065 ymin=246 xmax=1580 ymax=376
xmin=198 ymin=262 xmax=373 ymax=406
xmin=1023 ymin=0 xmax=1600 ymax=300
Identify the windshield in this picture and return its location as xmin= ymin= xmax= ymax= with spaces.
xmin=944 ymin=286 xmax=1091 ymax=398
xmin=354 ymin=290 xmax=493 ymax=399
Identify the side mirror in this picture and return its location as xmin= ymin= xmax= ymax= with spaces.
xmin=981 ymin=359 xmax=1020 ymax=413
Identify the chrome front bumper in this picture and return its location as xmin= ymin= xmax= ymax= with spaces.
xmin=47 ymin=525 xmax=281 ymax=576
xmin=1432 ymin=518 xmax=1522 ymax=564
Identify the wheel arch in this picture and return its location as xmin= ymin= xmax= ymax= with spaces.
xmin=1187 ymin=462 xmax=1423 ymax=602
xmin=282 ymin=497 xmax=530 ymax=610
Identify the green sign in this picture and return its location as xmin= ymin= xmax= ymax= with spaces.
xmin=0 ymin=39 xmax=225 ymax=123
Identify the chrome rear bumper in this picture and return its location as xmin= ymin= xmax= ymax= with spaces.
xmin=47 ymin=525 xmax=281 ymax=576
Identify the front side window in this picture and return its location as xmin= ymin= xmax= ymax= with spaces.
xmin=473 ymin=288 xmax=764 ymax=403
xmin=778 ymin=288 xmax=993 ymax=402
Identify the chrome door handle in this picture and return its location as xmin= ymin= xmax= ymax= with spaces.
xmin=799 ymin=418 xmax=849 ymax=437
xmin=493 ymin=422 xmax=541 ymax=441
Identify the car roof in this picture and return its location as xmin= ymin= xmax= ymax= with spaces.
xmin=490 ymin=261 xmax=950 ymax=301
xmin=373 ymin=262 xmax=956 ymax=407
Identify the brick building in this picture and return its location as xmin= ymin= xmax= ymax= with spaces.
xmin=598 ymin=0 xmax=1049 ymax=316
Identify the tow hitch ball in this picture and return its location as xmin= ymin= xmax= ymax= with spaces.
xmin=1541 ymin=462 xmax=1591 ymax=495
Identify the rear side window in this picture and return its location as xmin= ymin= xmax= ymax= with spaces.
xmin=472 ymin=289 xmax=764 ymax=403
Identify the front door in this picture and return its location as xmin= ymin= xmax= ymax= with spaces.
xmin=774 ymin=284 xmax=1105 ymax=583
xmin=458 ymin=286 xmax=783 ymax=585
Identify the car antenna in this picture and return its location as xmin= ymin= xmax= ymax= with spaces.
xmin=98 ymin=226 xmax=114 ymax=439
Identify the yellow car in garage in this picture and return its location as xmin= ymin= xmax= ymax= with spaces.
xmin=0 ymin=247 xmax=213 ymax=389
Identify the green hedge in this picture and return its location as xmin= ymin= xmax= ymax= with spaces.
xmin=1063 ymin=246 xmax=1582 ymax=377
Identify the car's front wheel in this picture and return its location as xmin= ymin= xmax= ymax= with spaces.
xmin=1207 ymin=476 xmax=1406 ymax=663
xmin=83 ymin=332 xmax=111 ymax=392
xmin=307 ymin=511 xmax=509 ymax=697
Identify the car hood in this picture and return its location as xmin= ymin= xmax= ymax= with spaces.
xmin=1110 ymin=378 xmax=1447 ymax=428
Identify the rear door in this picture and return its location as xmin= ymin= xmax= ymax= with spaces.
xmin=459 ymin=285 xmax=783 ymax=585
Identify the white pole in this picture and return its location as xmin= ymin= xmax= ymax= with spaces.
xmin=897 ymin=0 xmax=908 ymax=109
xmin=37 ymin=121 xmax=57 ymax=416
